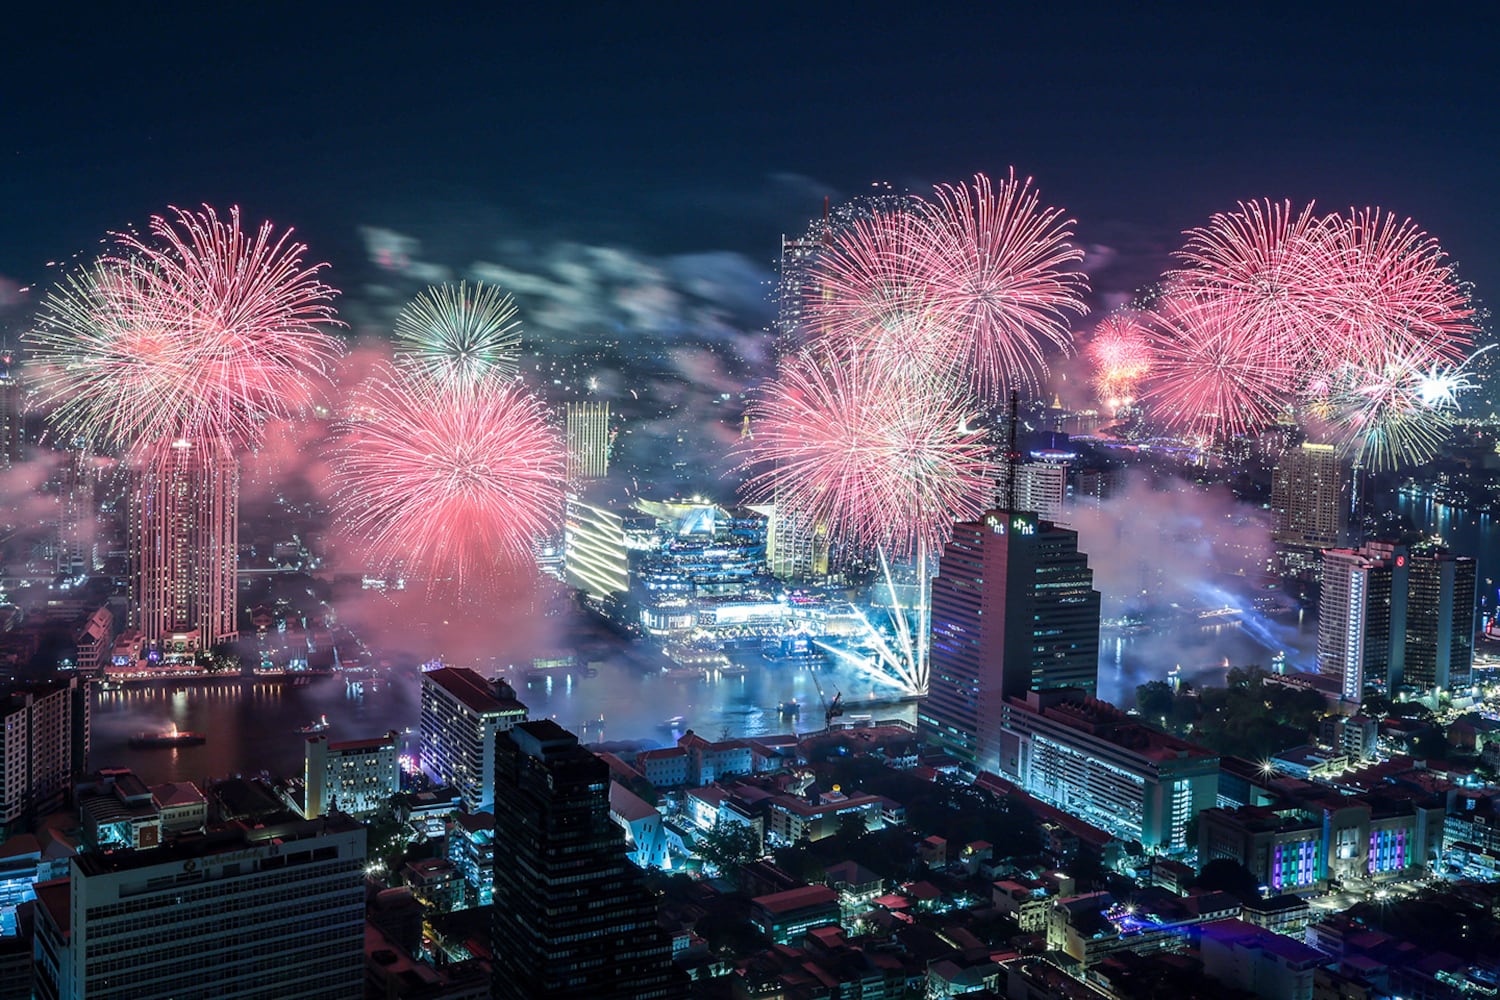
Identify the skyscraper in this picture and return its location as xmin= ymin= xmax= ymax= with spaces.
xmin=761 ymin=503 xmax=829 ymax=582
xmin=565 ymin=401 xmax=611 ymax=480
xmin=31 ymin=815 xmax=365 ymax=999
xmin=491 ymin=720 xmax=683 ymax=1000
xmin=55 ymin=449 xmax=97 ymax=578
xmin=0 ymin=350 xmax=20 ymax=469
xmin=418 ymin=667 xmax=527 ymax=813
xmin=1271 ymin=443 xmax=1348 ymax=576
xmin=131 ymin=441 xmax=238 ymax=653
xmin=1402 ymin=551 xmax=1475 ymax=692
xmin=0 ymin=677 xmax=88 ymax=834
xmin=997 ymin=460 xmax=1069 ymax=526
xmin=921 ymin=510 xmax=1101 ymax=772
xmin=1317 ymin=542 xmax=1406 ymax=701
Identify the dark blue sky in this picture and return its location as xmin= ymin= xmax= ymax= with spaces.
xmin=3 ymin=5 xmax=1497 ymax=310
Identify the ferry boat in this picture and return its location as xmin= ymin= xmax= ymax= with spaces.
xmin=777 ymin=700 xmax=801 ymax=716
xmin=658 ymin=715 xmax=688 ymax=732
xmin=129 ymin=726 xmax=206 ymax=749
xmin=295 ymin=714 xmax=331 ymax=734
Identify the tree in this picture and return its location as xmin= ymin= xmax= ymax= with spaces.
xmin=696 ymin=819 xmax=762 ymax=879
xmin=1194 ymin=858 xmax=1262 ymax=903
xmin=1135 ymin=681 xmax=1174 ymax=722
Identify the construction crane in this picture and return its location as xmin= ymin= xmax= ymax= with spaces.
xmin=807 ymin=667 xmax=844 ymax=731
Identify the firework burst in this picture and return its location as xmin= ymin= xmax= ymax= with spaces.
xmin=1171 ymin=199 xmax=1333 ymax=368
xmin=1140 ymin=293 xmax=1292 ymax=439
xmin=738 ymin=344 xmax=995 ymax=559
xmin=27 ymin=205 xmax=342 ymax=456
xmin=1086 ymin=312 xmax=1153 ymax=406
xmin=1327 ymin=344 xmax=1488 ymax=470
xmin=330 ymin=367 xmax=564 ymax=588
xmin=915 ymin=171 xmax=1090 ymax=398
xmin=393 ymin=281 xmax=522 ymax=387
xmin=1322 ymin=207 xmax=1476 ymax=363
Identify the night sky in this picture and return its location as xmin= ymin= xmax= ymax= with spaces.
xmin=3 ymin=5 xmax=1498 ymax=315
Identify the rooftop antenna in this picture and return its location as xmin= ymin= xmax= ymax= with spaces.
xmin=1003 ymin=389 xmax=1021 ymax=514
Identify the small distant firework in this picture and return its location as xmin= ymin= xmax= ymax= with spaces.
xmin=915 ymin=171 xmax=1090 ymax=397
xmin=27 ymin=205 xmax=341 ymax=455
xmin=330 ymin=368 xmax=564 ymax=588
xmin=393 ymin=281 xmax=522 ymax=387
xmin=738 ymin=343 xmax=995 ymax=559
xmin=1086 ymin=312 xmax=1153 ymax=406
xmin=1140 ymin=293 xmax=1292 ymax=439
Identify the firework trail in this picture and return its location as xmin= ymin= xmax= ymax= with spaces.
xmin=1328 ymin=345 xmax=1489 ymax=471
xmin=738 ymin=343 xmax=995 ymax=560
xmin=27 ymin=206 xmax=342 ymax=457
xmin=393 ymin=281 xmax=522 ymax=387
xmin=1086 ymin=311 xmax=1153 ymax=406
xmin=330 ymin=367 xmax=564 ymax=589
xmin=1171 ymin=199 xmax=1333 ymax=368
xmin=915 ymin=171 xmax=1090 ymax=398
xmin=1140 ymin=293 xmax=1292 ymax=439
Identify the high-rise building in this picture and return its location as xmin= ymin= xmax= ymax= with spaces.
xmin=31 ymin=815 xmax=365 ymax=1000
xmin=491 ymin=720 xmax=683 ymax=1000
xmin=1271 ymin=443 xmax=1348 ymax=576
xmin=131 ymin=441 xmax=238 ymax=653
xmin=997 ymin=689 xmax=1220 ymax=851
xmin=0 ymin=678 xmax=88 ymax=834
xmin=0 ymin=350 xmax=21 ymax=469
xmin=998 ymin=461 xmax=1069 ymax=526
xmin=304 ymin=731 xmax=400 ymax=819
xmin=921 ymin=510 xmax=1101 ymax=771
xmin=564 ymin=495 xmax=633 ymax=600
xmin=1402 ymin=551 xmax=1476 ymax=692
xmin=565 ymin=401 xmax=611 ymax=480
xmin=419 ymin=667 xmax=527 ymax=813
xmin=762 ymin=503 xmax=830 ymax=582
xmin=1317 ymin=542 xmax=1406 ymax=701
xmin=55 ymin=450 xmax=98 ymax=578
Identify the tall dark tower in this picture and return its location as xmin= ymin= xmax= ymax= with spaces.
xmin=492 ymin=720 xmax=683 ymax=1000
xmin=0 ymin=349 xmax=21 ymax=468
xmin=920 ymin=509 xmax=1101 ymax=773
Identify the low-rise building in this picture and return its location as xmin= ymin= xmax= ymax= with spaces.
xmin=1199 ymin=918 xmax=1325 ymax=1000
xmin=1046 ymin=889 xmax=1240 ymax=967
xmin=609 ymin=782 xmax=668 ymax=870
xmin=305 ymin=731 xmax=399 ymax=819
xmin=447 ymin=812 xmax=494 ymax=907
xmin=750 ymin=885 xmax=841 ymax=945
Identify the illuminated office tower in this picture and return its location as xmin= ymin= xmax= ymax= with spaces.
xmin=1271 ymin=443 xmax=1348 ymax=576
xmin=1402 ymin=551 xmax=1475 ymax=692
xmin=565 ymin=401 xmax=611 ymax=480
xmin=131 ymin=440 xmax=239 ymax=652
xmin=997 ymin=460 xmax=1069 ymax=526
xmin=921 ymin=510 xmax=1101 ymax=772
xmin=1317 ymin=543 xmax=1406 ymax=701
xmin=491 ymin=720 xmax=683 ymax=1000
xmin=764 ymin=504 xmax=829 ymax=582
xmin=55 ymin=450 xmax=97 ymax=578
xmin=419 ymin=667 xmax=527 ymax=813
xmin=0 ymin=351 xmax=19 ymax=468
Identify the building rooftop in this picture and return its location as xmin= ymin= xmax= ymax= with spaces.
xmin=150 ymin=781 xmax=205 ymax=809
xmin=424 ymin=667 xmax=527 ymax=716
xmin=609 ymin=782 xmax=660 ymax=824
xmin=323 ymin=732 xmax=398 ymax=752
xmin=1013 ymin=690 xmax=1218 ymax=764
xmin=72 ymin=814 xmax=362 ymax=878
xmin=1203 ymin=918 xmax=1326 ymax=965
xmin=752 ymin=884 xmax=839 ymax=915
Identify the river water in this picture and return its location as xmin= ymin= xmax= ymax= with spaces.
xmin=91 ymin=493 xmax=1494 ymax=786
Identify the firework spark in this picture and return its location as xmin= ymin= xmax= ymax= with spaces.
xmin=393 ymin=281 xmax=522 ymax=387
xmin=915 ymin=171 xmax=1090 ymax=398
xmin=1140 ymin=293 xmax=1292 ymax=439
xmin=27 ymin=206 xmax=342 ymax=455
xmin=738 ymin=343 xmax=995 ymax=559
xmin=1329 ymin=345 xmax=1488 ymax=470
xmin=330 ymin=367 xmax=564 ymax=588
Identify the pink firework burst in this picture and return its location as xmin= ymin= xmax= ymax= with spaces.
xmin=28 ymin=205 xmax=342 ymax=455
xmin=1171 ymin=199 xmax=1334 ymax=368
xmin=805 ymin=207 xmax=949 ymax=373
xmin=1086 ymin=312 xmax=1153 ymax=405
xmin=914 ymin=170 xmax=1090 ymax=398
xmin=738 ymin=344 xmax=995 ymax=558
xmin=330 ymin=367 xmax=564 ymax=589
xmin=1141 ymin=293 xmax=1292 ymax=439
xmin=1321 ymin=207 xmax=1475 ymax=364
